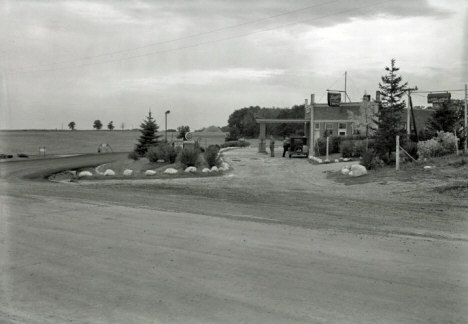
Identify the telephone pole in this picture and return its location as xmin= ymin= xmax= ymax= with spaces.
xmin=465 ymin=84 xmax=467 ymax=153
xmin=404 ymin=86 xmax=418 ymax=135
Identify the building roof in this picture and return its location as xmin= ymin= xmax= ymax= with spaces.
xmin=203 ymin=125 xmax=222 ymax=132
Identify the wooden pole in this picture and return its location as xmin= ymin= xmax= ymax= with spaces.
xmin=465 ymin=84 xmax=467 ymax=153
xmin=310 ymin=94 xmax=315 ymax=157
xmin=326 ymin=136 xmax=329 ymax=161
xmin=396 ymin=136 xmax=400 ymax=170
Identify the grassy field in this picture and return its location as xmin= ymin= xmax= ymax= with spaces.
xmin=0 ymin=130 xmax=229 ymax=155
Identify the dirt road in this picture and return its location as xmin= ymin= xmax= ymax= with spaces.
xmin=1 ymin=148 xmax=467 ymax=323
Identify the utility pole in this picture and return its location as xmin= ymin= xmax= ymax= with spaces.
xmin=405 ymin=86 xmax=418 ymax=135
xmin=465 ymin=84 xmax=467 ymax=153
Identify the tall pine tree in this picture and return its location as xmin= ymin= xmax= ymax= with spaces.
xmin=134 ymin=111 xmax=161 ymax=156
xmin=374 ymin=59 xmax=408 ymax=159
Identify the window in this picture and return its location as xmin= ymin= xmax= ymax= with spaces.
xmin=339 ymin=123 xmax=346 ymax=129
xmin=352 ymin=125 xmax=360 ymax=135
xmin=326 ymin=123 xmax=333 ymax=129
xmin=314 ymin=123 xmax=320 ymax=130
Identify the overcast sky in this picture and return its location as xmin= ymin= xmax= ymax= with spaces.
xmin=1 ymin=0 xmax=467 ymax=130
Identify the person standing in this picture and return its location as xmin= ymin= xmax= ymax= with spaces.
xmin=282 ymin=137 xmax=290 ymax=157
xmin=269 ymin=136 xmax=275 ymax=157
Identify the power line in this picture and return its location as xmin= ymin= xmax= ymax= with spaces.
xmin=319 ymin=72 xmax=346 ymax=102
xmin=7 ymin=0 xmax=393 ymax=75
xmin=8 ymin=0 xmax=341 ymax=72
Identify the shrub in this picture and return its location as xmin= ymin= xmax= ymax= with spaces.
xmin=204 ymin=146 xmax=221 ymax=168
xmin=353 ymin=140 xmax=367 ymax=157
xmin=162 ymin=145 xmax=178 ymax=164
xmin=315 ymin=138 xmax=327 ymax=156
xmin=146 ymin=146 xmax=164 ymax=163
xmin=178 ymin=148 xmax=199 ymax=168
xmin=360 ymin=149 xmax=378 ymax=170
xmin=128 ymin=151 xmax=140 ymax=161
xmin=220 ymin=141 xmax=250 ymax=148
xmin=340 ymin=141 xmax=354 ymax=158
xmin=402 ymin=141 xmax=418 ymax=160
xmin=417 ymin=131 xmax=458 ymax=159
xmin=330 ymin=136 xmax=341 ymax=154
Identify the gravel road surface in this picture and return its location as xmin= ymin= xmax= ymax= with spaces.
xmin=1 ymin=148 xmax=467 ymax=323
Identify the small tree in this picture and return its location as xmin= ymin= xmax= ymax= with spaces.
xmin=68 ymin=121 xmax=76 ymax=130
xmin=120 ymin=122 xmax=125 ymax=131
xmin=134 ymin=111 xmax=161 ymax=156
xmin=177 ymin=125 xmax=190 ymax=140
xmin=426 ymin=101 xmax=461 ymax=136
xmin=93 ymin=120 xmax=103 ymax=130
xmin=348 ymin=99 xmax=377 ymax=139
xmin=373 ymin=59 xmax=408 ymax=159
xmin=107 ymin=121 xmax=115 ymax=131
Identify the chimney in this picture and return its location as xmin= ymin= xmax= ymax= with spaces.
xmin=310 ymin=94 xmax=315 ymax=104
xmin=305 ymin=99 xmax=308 ymax=107
xmin=376 ymin=91 xmax=381 ymax=102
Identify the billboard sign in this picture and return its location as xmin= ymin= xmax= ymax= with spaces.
xmin=327 ymin=92 xmax=341 ymax=107
xmin=427 ymin=93 xmax=451 ymax=104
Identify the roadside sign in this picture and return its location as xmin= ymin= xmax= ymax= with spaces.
xmin=327 ymin=92 xmax=341 ymax=107
xmin=428 ymin=93 xmax=451 ymax=104
xmin=185 ymin=132 xmax=193 ymax=140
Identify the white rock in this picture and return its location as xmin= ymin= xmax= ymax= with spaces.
xmin=202 ymin=168 xmax=211 ymax=173
xmin=145 ymin=170 xmax=156 ymax=176
xmin=164 ymin=168 xmax=178 ymax=174
xmin=104 ymin=169 xmax=115 ymax=176
xmin=211 ymin=166 xmax=219 ymax=172
xmin=221 ymin=162 xmax=230 ymax=170
xmin=341 ymin=168 xmax=350 ymax=175
xmin=343 ymin=158 xmax=351 ymax=162
xmin=185 ymin=166 xmax=197 ymax=173
xmin=218 ymin=167 xmax=226 ymax=171
xmin=423 ymin=166 xmax=432 ymax=170
xmin=350 ymin=164 xmax=367 ymax=177
xmin=78 ymin=171 xmax=93 ymax=177
xmin=348 ymin=171 xmax=354 ymax=176
xmin=334 ymin=159 xmax=339 ymax=163
xmin=123 ymin=169 xmax=133 ymax=176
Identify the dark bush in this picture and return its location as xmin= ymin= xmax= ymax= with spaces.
xmin=204 ymin=146 xmax=221 ymax=168
xmin=360 ymin=149 xmax=378 ymax=170
xmin=330 ymin=136 xmax=341 ymax=154
xmin=402 ymin=141 xmax=418 ymax=160
xmin=146 ymin=146 xmax=163 ymax=163
xmin=17 ymin=153 xmax=29 ymax=158
xmin=315 ymin=138 xmax=327 ymax=156
xmin=353 ymin=140 xmax=367 ymax=157
xmin=340 ymin=141 xmax=354 ymax=158
xmin=220 ymin=141 xmax=250 ymax=148
xmin=128 ymin=151 xmax=140 ymax=161
xmin=178 ymin=148 xmax=199 ymax=168
xmin=162 ymin=145 xmax=178 ymax=164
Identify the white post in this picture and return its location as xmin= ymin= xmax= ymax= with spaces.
xmin=454 ymin=130 xmax=459 ymax=155
xmin=326 ymin=136 xmax=329 ymax=161
xmin=407 ymin=91 xmax=411 ymax=135
xmin=396 ymin=135 xmax=400 ymax=170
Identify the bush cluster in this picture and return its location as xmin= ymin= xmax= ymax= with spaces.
xmin=204 ymin=146 xmax=221 ymax=168
xmin=146 ymin=146 xmax=164 ymax=163
xmin=128 ymin=151 xmax=140 ymax=161
xmin=220 ymin=141 xmax=250 ymax=148
xmin=177 ymin=148 xmax=199 ymax=168
xmin=417 ymin=131 xmax=458 ymax=159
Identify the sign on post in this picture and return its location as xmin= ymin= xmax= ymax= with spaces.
xmin=427 ymin=93 xmax=451 ymax=104
xmin=327 ymin=92 xmax=341 ymax=107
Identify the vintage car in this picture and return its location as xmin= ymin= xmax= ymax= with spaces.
xmin=288 ymin=137 xmax=309 ymax=158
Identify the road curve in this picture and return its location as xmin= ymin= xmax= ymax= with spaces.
xmin=1 ymin=149 xmax=467 ymax=324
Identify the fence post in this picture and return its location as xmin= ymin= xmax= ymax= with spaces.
xmin=326 ymin=136 xmax=329 ymax=161
xmin=396 ymin=136 xmax=400 ymax=170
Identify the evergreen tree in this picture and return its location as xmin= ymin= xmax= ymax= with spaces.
xmin=107 ymin=121 xmax=115 ymax=131
xmin=373 ymin=59 xmax=408 ymax=159
xmin=426 ymin=102 xmax=460 ymax=135
xmin=134 ymin=111 xmax=161 ymax=156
